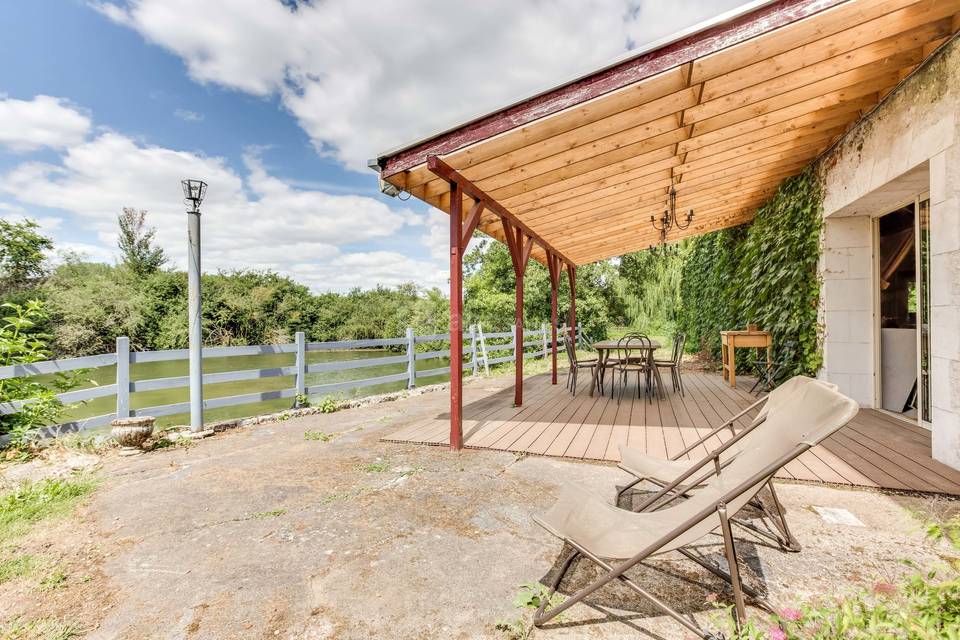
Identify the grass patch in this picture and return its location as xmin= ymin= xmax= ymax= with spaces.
xmin=0 ymin=475 xmax=97 ymax=544
xmin=38 ymin=569 xmax=67 ymax=591
xmin=361 ymin=461 xmax=389 ymax=473
xmin=248 ymin=509 xmax=285 ymax=520
xmin=0 ymin=617 xmax=83 ymax=640
xmin=0 ymin=554 xmax=38 ymax=584
xmin=304 ymin=430 xmax=335 ymax=442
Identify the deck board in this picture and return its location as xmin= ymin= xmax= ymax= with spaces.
xmin=382 ymin=371 xmax=960 ymax=495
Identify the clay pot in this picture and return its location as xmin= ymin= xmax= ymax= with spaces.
xmin=111 ymin=417 xmax=155 ymax=455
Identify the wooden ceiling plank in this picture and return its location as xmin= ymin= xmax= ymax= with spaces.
xmin=524 ymin=167 xmax=803 ymax=230
xmin=690 ymin=37 xmax=932 ymax=126
xmin=683 ymin=115 xmax=851 ymax=164
xmin=690 ymin=0 xmax=928 ymax=83
xmin=505 ymin=155 xmax=680 ymax=212
xmin=681 ymin=93 xmax=877 ymax=153
xmin=520 ymin=141 xmax=825 ymax=223
xmin=678 ymin=125 xmax=846 ymax=172
xmin=691 ymin=66 xmax=905 ymax=138
xmin=553 ymin=195 xmax=774 ymax=247
xmin=434 ymin=125 xmax=691 ymax=209
xmin=701 ymin=3 xmax=958 ymax=101
xmin=489 ymin=144 xmax=677 ymax=204
xmin=437 ymin=86 xmax=698 ymax=189
xmin=399 ymin=67 xmax=688 ymax=193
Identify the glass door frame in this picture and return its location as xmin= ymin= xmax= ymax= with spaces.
xmin=915 ymin=194 xmax=931 ymax=428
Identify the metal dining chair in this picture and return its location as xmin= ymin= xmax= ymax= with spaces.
xmin=750 ymin=339 xmax=797 ymax=394
xmin=564 ymin=334 xmax=598 ymax=396
xmin=655 ymin=332 xmax=686 ymax=396
xmin=613 ymin=334 xmax=657 ymax=403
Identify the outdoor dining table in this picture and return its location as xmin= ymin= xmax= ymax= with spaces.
xmin=588 ymin=338 xmax=662 ymax=397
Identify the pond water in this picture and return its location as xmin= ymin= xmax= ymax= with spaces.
xmin=57 ymin=349 xmax=453 ymax=430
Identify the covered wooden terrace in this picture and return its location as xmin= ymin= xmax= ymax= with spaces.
xmin=371 ymin=0 xmax=960 ymax=456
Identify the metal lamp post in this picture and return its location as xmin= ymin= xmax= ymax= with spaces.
xmin=182 ymin=179 xmax=207 ymax=433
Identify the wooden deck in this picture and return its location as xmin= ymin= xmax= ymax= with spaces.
xmin=384 ymin=371 xmax=960 ymax=495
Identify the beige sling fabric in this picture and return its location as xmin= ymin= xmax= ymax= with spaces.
xmin=536 ymin=379 xmax=858 ymax=560
xmin=618 ymin=376 xmax=837 ymax=483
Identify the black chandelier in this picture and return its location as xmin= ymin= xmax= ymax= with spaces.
xmin=649 ymin=185 xmax=693 ymax=244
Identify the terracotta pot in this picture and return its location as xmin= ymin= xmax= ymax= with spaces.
xmin=111 ymin=417 xmax=155 ymax=455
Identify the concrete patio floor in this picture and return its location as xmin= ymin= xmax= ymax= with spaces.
xmin=2 ymin=374 xmax=958 ymax=639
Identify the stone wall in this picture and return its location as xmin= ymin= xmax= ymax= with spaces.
xmin=818 ymin=35 xmax=960 ymax=468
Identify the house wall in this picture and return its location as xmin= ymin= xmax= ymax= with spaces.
xmin=820 ymin=216 xmax=874 ymax=406
xmin=817 ymin=35 xmax=960 ymax=468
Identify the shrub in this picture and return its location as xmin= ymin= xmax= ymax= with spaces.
xmin=0 ymin=301 xmax=79 ymax=447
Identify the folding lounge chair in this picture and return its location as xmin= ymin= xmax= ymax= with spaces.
xmin=531 ymin=381 xmax=858 ymax=638
xmin=616 ymin=376 xmax=837 ymax=553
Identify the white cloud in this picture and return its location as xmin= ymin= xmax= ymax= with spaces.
xmin=0 ymin=131 xmax=437 ymax=291
xmin=0 ymin=95 xmax=92 ymax=152
xmin=289 ymin=252 xmax=448 ymax=292
xmin=96 ymin=0 xmax=743 ymax=171
xmin=173 ymin=108 xmax=204 ymax=122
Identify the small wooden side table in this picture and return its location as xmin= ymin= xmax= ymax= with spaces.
xmin=720 ymin=330 xmax=771 ymax=388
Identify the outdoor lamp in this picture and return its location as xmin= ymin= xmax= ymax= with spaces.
xmin=182 ymin=179 xmax=207 ymax=213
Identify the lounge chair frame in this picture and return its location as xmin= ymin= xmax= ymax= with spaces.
xmin=533 ymin=439 xmax=814 ymax=638
xmin=615 ymin=395 xmax=801 ymax=553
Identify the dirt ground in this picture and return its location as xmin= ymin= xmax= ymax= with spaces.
xmin=2 ymin=373 xmax=958 ymax=639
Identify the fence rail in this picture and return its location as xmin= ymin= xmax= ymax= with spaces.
xmin=1 ymin=323 xmax=583 ymax=440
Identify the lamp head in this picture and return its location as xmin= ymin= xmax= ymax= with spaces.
xmin=182 ymin=179 xmax=207 ymax=212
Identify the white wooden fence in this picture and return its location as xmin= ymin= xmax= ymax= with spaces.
xmin=0 ymin=324 xmax=584 ymax=439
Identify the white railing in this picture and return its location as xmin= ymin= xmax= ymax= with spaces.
xmin=0 ymin=323 xmax=582 ymax=439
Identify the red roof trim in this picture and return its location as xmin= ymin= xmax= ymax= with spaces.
xmin=379 ymin=0 xmax=848 ymax=177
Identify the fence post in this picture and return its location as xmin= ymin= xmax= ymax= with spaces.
xmin=469 ymin=325 xmax=478 ymax=376
xmin=541 ymin=323 xmax=548 ymax=359
xmin=478 ymin=323 xmax=490 ymax=376
xmin=406 ymin=327 xmax=416 ymax=389
xmin=115 ymin=336 xmax=130 ymax=419
xmin=511 ymin=324 xmax=518 ymax=364
xmin=295 ymin=331 xmax=305 ymax=406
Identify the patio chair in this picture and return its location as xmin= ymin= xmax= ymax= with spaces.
xmin=531 ymin=379 xmax=858 ymax=638
xmin=615 ymin=376 xmax=837 ymax=553
xmin=564 ymin=334 xmax=598 ymax=396
xmin=749 ymin=339 xmax=797 ymax=394
xmin=654 ymin=332 xmax=686 ymax=396
xmin=612 ymin=334 xmax=660 ymax=403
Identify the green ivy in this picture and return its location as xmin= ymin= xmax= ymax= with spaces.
xmin=678 ymin=168 xmax=824 ymax=377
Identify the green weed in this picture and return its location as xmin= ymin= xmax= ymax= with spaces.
xmin=0 ymin=617 xmax=83 ymax=640
xmin=0 ymin=554 xmax=37 ymax=584
xmin=38 ymin=569 xmax=67 ymax=591
xmin=362 ymin=461 xmax=389 ymax=473
xmin=304 ymin=430 xmax=334 ymax=442
xmin=0 ymin=475 xmax=97 ymax=544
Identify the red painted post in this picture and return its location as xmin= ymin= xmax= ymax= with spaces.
xmin=514 ymin=265 xmax=524 ymax=406
xmin=449 ymin=182 xmax=463 ymax=451
xmin=547 ymin=253 xmax=560 ymax=386
xmin=567 ymin=265 xmax=577 ymax=343
xmin=550 ymin=276 xmax=558 ymax=384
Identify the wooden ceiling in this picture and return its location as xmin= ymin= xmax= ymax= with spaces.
xmin=377 ymin=0 xmax=960 ymax=265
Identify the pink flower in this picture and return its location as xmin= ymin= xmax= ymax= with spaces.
xmin=780 ymin=607 xmax=803 ymax=622
xmin=873 ymin=582 xmax=897 ymax=596
xmin=768 ymin=627 xmax=788 ymax=640
xmin=705 ymin=592 xmax=719 ymax=603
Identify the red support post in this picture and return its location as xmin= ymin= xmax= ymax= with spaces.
xmin=449 ymin=182 xmax=464 ymax=451
xmin=502 ymin=219 xmax=533 ymax=407
xmin=567 ymin=265 xmax=577 ymax=344
xmin=547 ymin=253 xmax=560 ymax=385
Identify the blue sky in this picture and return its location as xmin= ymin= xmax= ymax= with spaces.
xmin=0 ymin=0 xmax=741 ymax=291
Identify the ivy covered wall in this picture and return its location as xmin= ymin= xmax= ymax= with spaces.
xmin=677 ymin=167 xmax=824 ymax=377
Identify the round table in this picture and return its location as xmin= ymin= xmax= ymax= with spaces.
xmin=589 ymin=338 xmax=663 ymax=397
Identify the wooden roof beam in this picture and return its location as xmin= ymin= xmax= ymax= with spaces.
xmin=427 ymin=156 xmax=574 ymax=267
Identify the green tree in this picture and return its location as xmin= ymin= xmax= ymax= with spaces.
xmin=0 ymin=219 xmax=52 ymax=299
xmin=117 ymin=208 xmax=167 ymax=277
xmin=0 ymin=300 xmax=77 ymax=446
